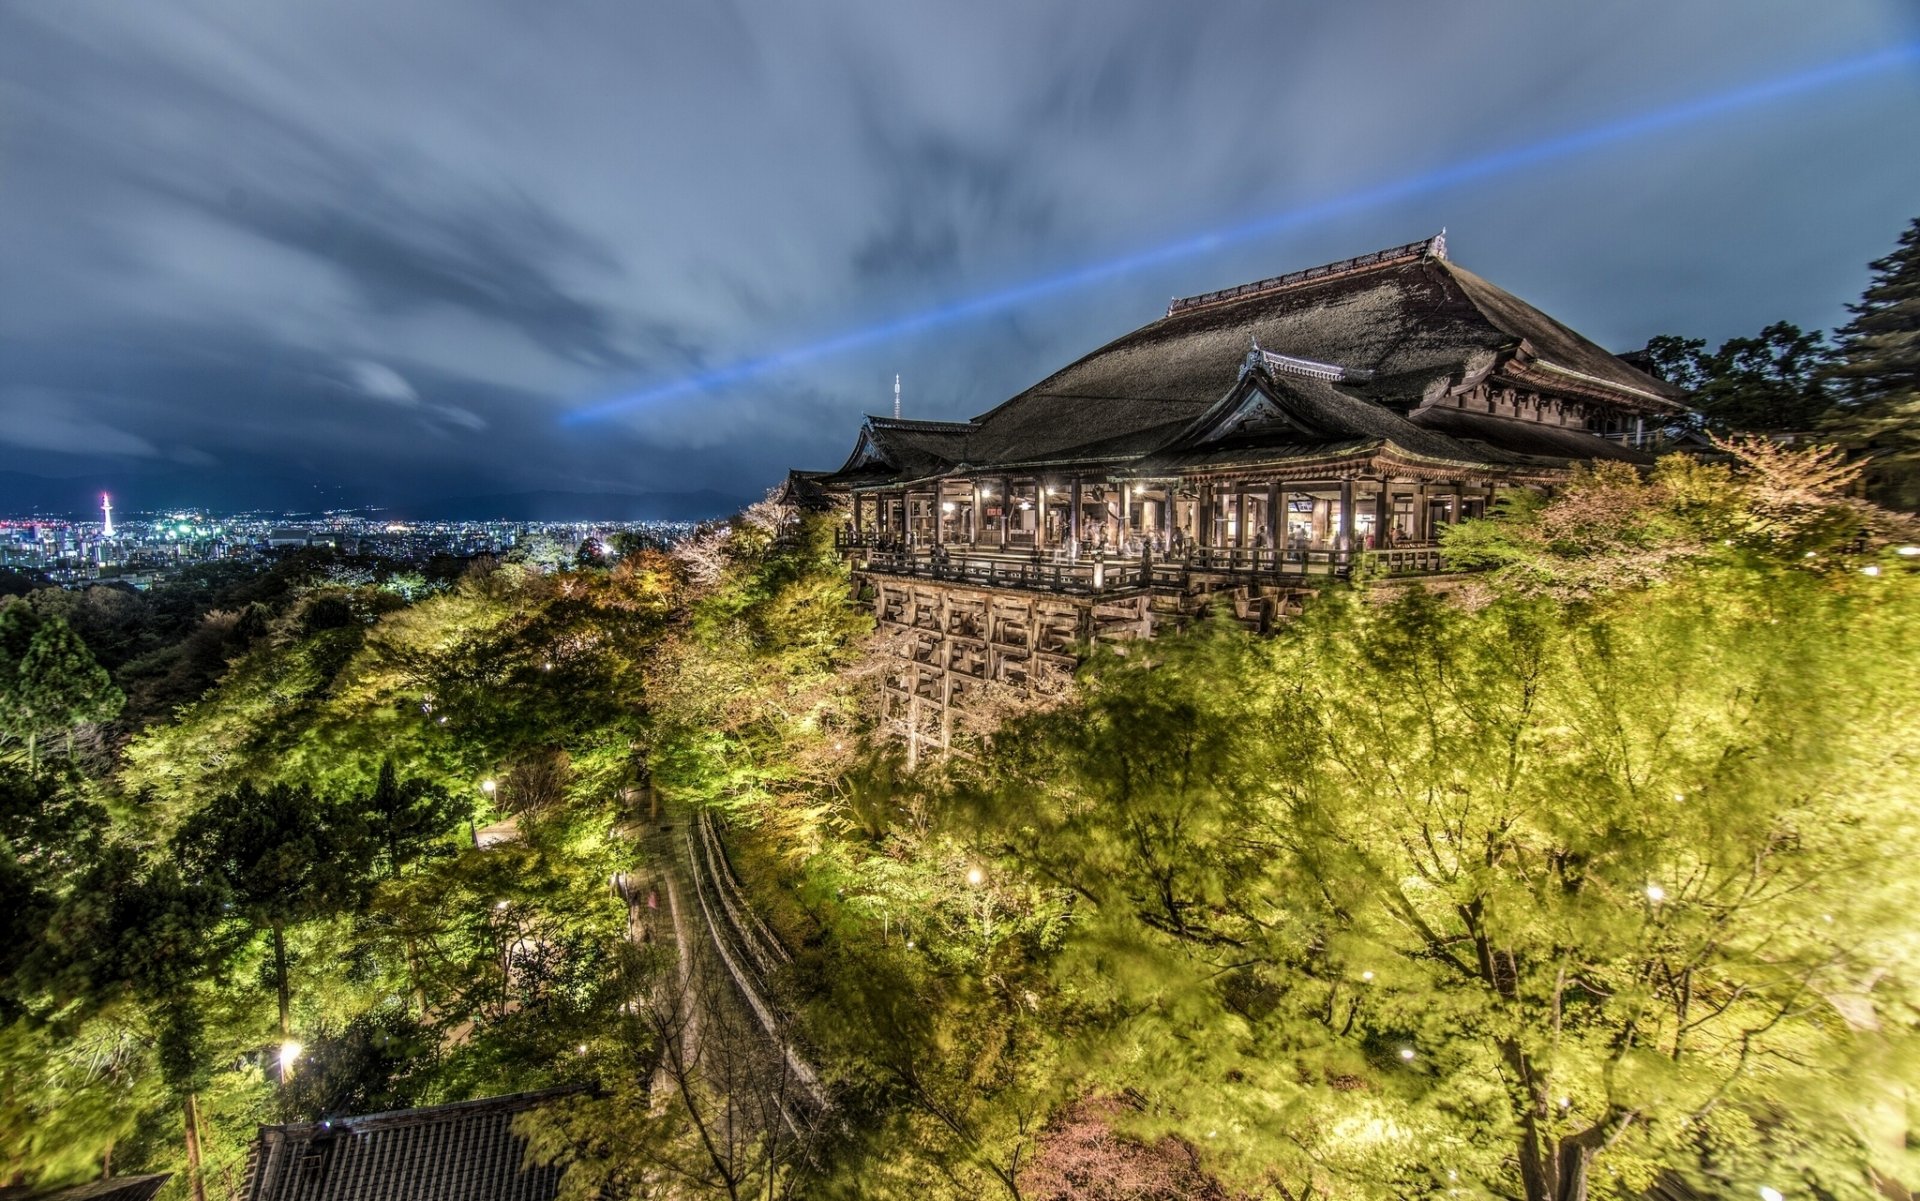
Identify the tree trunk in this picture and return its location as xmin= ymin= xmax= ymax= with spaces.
xmin=404 ymin=936 xmax=426 ymax=1015
xmin=1545 ymin=1115 xmax=1630 ymax=1201
xmin=271 ymin=921 xmax=291 ymax=1059
xmin=182 ymin=1093 xmax=208 ymax=1201
xmin=1555 ymin=1140 xmax=1595 ymax=1201
xmin=1516 ymin=1114 xmax=1555 ymax=1201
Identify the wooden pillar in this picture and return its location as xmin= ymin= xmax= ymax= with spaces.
xmin=1197 ymin=482 xmax=1214 ymax=549
xmin=1234 ymin=486 xmax=1249 ymax=550
xmin=852 ymin=493 xmax=864 ymax=536
xmin=1371 ymin=480 xmax=1390 ymax=547
xmin=1267 ymin=481 xmax=1281 ymax=547
xmin=1337 ymin=477 xmax=1355 ymax=561
xmin=933 ymin=484 xmax=945 ymax=548
xmin=1411 ymin=483 xmax=1429 ymax=542
xmin=1006 ymin=471 xmax=1021 ymax=548
xmin=972 ymin=480 xmax=986 ymax=546
xmin=1069 ymin=476 xmax=1083 ymax=555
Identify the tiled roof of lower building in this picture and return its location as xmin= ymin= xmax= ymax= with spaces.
xmin=238 ymin=1088 xmax=581 ymax=1201
xmin=0 ymin=1175 xmax=171 ymax=1201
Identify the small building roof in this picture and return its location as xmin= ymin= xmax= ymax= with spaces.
xmin=237 ymin=1088 xmax=579 ymax=1201
xmin=0 ymin=1175 xmax=171 ymax=1201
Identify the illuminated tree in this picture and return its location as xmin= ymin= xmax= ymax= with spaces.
xmin=959 ymin=456 xmax=1920 ymax=1201
xmin=171 ymin=782 xmax=366 ymax=1052
xmin=0 ymin=604 xmax=122 ymax=773
xmin=357 ymin=759 xmax=462 ymax=881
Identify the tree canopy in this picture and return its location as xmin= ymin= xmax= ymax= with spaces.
xmin=1825 ymin=216 xmax=1920 ymax=508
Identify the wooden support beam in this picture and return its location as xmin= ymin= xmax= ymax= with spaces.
xmin=1069 ymin=476 xmax=1082 ymax=555
xmin=1337 ymin=477 xmax=1355 ymax=564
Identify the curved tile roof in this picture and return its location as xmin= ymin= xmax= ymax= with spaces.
xmin=816 ymin=237 xmax=1683 ymax=485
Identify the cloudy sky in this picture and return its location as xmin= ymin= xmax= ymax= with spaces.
xmin=1 ymin=1 xmax=1916 ymax=515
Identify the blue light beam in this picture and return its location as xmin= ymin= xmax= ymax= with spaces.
xmin=566 ymin=42 xmax=1919 ymax=424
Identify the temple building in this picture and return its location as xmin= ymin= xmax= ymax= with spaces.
xmin=791 ymin=234 xmax=1687 ymax=761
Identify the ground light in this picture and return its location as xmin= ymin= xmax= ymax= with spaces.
xmin=278 ymin=1040 xmax=302 ymax=1079
xmin=566 ymin=42 xmax=1920 ymax=424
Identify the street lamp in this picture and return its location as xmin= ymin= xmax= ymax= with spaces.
xmin=964 ymin=865 xmax=993 ymax=940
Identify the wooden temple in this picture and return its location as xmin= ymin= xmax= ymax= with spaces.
xmin=793 ymin=234 xmax=1687 ymax=761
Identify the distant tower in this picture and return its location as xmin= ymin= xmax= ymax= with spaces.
xmin=100 ymin=493 xmax=115 ymax=539
xmin=893 ymin=374 xmax=901 ymax=419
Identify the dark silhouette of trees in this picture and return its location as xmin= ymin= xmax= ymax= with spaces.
xmin=1825 ymin=215 xmax=1920 ymax=508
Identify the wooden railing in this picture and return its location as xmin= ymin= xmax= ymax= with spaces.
xmin=838 ymin=533 xmax=1447 ymax=594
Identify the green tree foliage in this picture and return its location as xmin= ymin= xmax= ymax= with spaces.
xmin=953 ymin=454 xmax=1920 ymax=1201
xmin=172 ymin=781 xmax=370 ymax=1045
xmin=1440 ymin=436 xmax=1916 ymax=601
xmin=647 ymin=505 xmax=871 ymax=852
xmin=0 ymin=602 xmax=123 ymax=773
xmin=1640 ymin=322 xmax=1834 ymax=433
xmin=357 ymin=759 xmax=463 ymax=881
xmin=1825 ymin=215 xmax=1920 ymax=509
xmin=0 ymin=766 xmax=106 ymax=1003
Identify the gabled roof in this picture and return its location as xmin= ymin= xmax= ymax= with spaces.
xmin=1130 ymin=360 xmax=1518 ymax=476
xmin=238 ymin=1089 xmax=577 ymax=1201
xmin=777 ymin=469 xmax=840 ymax=512
xmin=970 ymin=235 xmax=1679 ymax=432
xmin=810 ymin=235 xmax=1685 ymax=488
xmin=835 ymin=416 xmax=974 ymax=479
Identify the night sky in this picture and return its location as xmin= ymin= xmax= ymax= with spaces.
xmin=1 ymin=2 xmax=1916 ymax=517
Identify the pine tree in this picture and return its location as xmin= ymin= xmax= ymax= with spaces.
xmin=0 ymin=604 xmax=123 ymax=773
xmin=1825 ymin=216 xmax=1920 ymax=508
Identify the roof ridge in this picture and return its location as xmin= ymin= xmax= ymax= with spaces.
xmin=866 ymin=415 xmax=975 ymax=431
xmin=258 ymin=1085 xmax=583 ymax=1136
xmin=1166 ymin=233 xmax=1446 ymax=317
